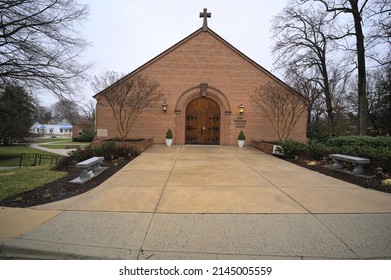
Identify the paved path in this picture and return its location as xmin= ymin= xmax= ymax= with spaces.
xmin=1 ymin=145 xmax=391 ymax=259
xmin=30 ymin=143 xmax=74 ymax=157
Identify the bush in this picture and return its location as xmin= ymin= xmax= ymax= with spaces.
xmin=54 ymin=145 xmax=95 ymax=170
xmin=307 ymin=141 xmax=330 ymax=160
xmin=77 ymin=128 xmax=94 ymax=142
xmin=95 ymin=140 xmax=117 ymax=160
xmin=279 ymin=140 xmax=308 ymax=158
xmin=54 ymin=140 xmax=141 ymax=170
xmin=166 ymin=129 xmax=173 ymax=139
xmin=238 ymin=131 xmax=246 ymax=140
xmin=326 ymin=136 xmax=391 ymax=149
xmin=281 ymin=136 xmax=391 ymax=171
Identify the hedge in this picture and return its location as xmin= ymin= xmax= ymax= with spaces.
xmin=280 ymin=136 xmax=391 ymax=171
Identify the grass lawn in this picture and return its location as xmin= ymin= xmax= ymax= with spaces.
xmin=39 ymin=141 xmax=90 ymax=149
xmin=0 ymin=145 xmax=59 ymax=167
xmin=33 ymin=137 xmax=90 ymax=149
xmin=34 ymin=137 xmax=72 ymax=143
xmin=0 ymin=165 xmax=67 ymax=201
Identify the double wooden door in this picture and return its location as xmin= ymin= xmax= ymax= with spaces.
xmin=185 ymin=98 xmax=220 ymax=145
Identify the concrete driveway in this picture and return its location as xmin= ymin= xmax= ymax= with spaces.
xmin=1 ymin=145 xmax=391 ymax=259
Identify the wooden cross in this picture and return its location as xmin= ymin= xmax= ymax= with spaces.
xmin=199 ymin=8 xmax=211 ymax=31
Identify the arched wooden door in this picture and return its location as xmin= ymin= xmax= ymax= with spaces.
xmin=185 ymin=98 xmax=220 ymax=145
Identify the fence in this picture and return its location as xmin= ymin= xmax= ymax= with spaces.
xmin=19 ymin=153 xmax=64 ymax=167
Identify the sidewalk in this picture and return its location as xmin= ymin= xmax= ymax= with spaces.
xmin=30 ymin=143 xmax=74 ymax=157
xmin=1 ymin=145 xmax=391 ymax=259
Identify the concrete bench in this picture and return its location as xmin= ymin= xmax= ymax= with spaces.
xmin=329 ymin=153 xmax=370 ymax=175
xmin=70 ymin=156 xmax=108 ymax=184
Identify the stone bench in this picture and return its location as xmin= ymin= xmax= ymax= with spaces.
xmin=70 ymin=156 xmax=108 ymax=184
xmin=329 ymin=153 xmax=370 ymax=175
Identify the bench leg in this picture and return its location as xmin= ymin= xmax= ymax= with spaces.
xmin=332 ymin=159 xmax=344 ymax=169
xmin=353 ymin=164 xmax=364 ymax=174
xmin=91 ymin=162 xmax=104 ymax=173
xmin=79 ymin=167 xmax=93 ymax=179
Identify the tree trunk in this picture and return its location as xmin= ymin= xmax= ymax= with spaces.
xmin=350 ymin=0 xmax=368 ymax=135
xmin=320 ymin=58 xmax=335 ymax=136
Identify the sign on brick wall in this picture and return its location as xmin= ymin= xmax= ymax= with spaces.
xmin=234 ymin=116 xmax=247 ymax=128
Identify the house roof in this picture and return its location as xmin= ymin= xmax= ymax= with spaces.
xmin=94 ymin=27 xmax=306 ymax=101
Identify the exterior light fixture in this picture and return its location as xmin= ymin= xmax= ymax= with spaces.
xmin=239 ymin=104 xmax=245 ymax=114
xmin=162 ymin=101 xmax=168 ymax=112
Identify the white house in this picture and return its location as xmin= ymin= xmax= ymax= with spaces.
xmin=31 ymin=120 xmax=73 ymax=136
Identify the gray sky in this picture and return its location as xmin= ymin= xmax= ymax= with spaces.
xmin=39 ymin=0 xmax=289 ymax=106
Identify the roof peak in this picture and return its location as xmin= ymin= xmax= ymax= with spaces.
xmin=199 ymin=8 xmax=211 ymax=31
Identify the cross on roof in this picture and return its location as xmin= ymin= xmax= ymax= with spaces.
xmin=199 ymin=8 xmax=211 ymax=31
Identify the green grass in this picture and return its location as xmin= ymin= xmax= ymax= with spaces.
xmin=0 ymin=145 xmax=58 ymax=167
xmin=34 ymin=137 xmax=72 ymax=143
xmin=0 ymin=165 xmax=67 ymax=201
xmin=39 ymin=141 xmax=90 ymax=149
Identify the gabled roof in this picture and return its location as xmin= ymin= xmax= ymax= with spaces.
xmin=94 ymin=27 xmax=305 ymax=101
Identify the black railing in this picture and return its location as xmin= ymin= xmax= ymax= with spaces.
xmin=19 ymin=153 xmax=64 ymax=167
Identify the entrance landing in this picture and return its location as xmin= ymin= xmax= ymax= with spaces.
xmin=35 ymin=144 xmax=391 ymax=214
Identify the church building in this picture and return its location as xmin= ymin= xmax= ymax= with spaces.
xmin=94 ymin=9 xmax=307 ymax=145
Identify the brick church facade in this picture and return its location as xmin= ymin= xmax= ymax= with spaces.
xmin=94 ymin=11 xmax=307 ymax=145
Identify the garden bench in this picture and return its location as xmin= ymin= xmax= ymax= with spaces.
xmin=70 ymin=156 xmax=108 ymax=184
xmin=329 ymin=153 xmax=370 ymax=175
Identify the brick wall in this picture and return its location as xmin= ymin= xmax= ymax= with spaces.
xmin=95 ymin=29 xmax=307 ymax=145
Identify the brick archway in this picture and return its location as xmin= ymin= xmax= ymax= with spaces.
xmin=174 ymin=84 xmax=232 ymax=145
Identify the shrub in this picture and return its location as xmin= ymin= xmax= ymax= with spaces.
xmin=279 ymin=140 xmax=308 ymax=158
xmin=238 ymin=131 xmax=246 ymax=140
xmin=326 ymin=136 xmax=391 ymax=149
xmin=54 ymin=145 xmax=95 ymax=170
xmin=55 ymin=140 xmax=141 ymax=170
xmin=166 ymin=129 xmax=173 ymax=139
xmin=78 ymin=128 xmax=94 ymax=142
xmin=307 ymin=141 xmax=330 ymax=160
xmin=95 ymin=140 xmax=117 ymax=160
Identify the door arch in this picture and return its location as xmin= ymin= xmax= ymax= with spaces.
xmin=185 ymin=97 xmax=220 ymax=145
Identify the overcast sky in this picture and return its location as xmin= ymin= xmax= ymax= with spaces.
xmin=40 ymin=0 xmax=289 ymax=106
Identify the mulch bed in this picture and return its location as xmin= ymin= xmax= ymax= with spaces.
xmin=0 ymin=158 xmax=133 ymax=208
xmin=286 ymin=158 xmax=391 ymax=194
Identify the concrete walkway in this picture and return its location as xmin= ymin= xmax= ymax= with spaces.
xmin=1 ymin=145 xmax=391 ymax=259
xmin=30 ymin=143 xmax=75 ymax=157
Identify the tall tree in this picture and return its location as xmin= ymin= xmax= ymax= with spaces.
xmin=0 ymin=0 xmax=90 ymax=98
xmin=309 ymin=0 xmax=371 ymax=135
xmin=0 ymin=84 xmax=35 ymax=144
xmin=272 ymin=3 xmax=338 ymax=135
xmin=35 ymin=105 xmax=52 ymax=124
xmin=51 ymin=99 xmax=80 ymax=123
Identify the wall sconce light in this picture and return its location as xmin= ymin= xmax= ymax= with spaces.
xmin=239 ymin=104 xmax=245 ymax=114
xmin=162 ymin=101 xmax=168 ymax=112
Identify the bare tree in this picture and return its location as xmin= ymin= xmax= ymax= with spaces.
xmin=272 ymin=3 xmax=344 ymax=136
xmin=0 ymin=0 xmax=90 ymax=98
xmin=91 ymin=70 xmax=126 ymax=94
xmin=99 ymin=75 xmax=164 ymax=140
xmin=51 ymin=99 xmax=80 ymax=123
xmin=306 ymin=0 xmax=381 ymax=135
xmin=250 ymin=82 xmax=307 ymax=142
xmin=79 ymin=99 xmax=96 ymax=125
